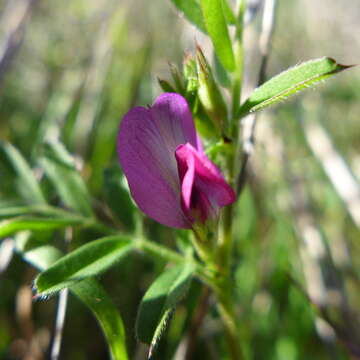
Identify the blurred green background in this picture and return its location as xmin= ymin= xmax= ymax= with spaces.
xmin=0 ymin=0 xmax=360 ymax=359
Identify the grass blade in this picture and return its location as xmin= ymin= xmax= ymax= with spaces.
xmin=0 ymin=142 xmax=46 ymax=204
xmin=0 ymin=216 xmax=84 ymax=238
xmin=40 ymin=141 xmax=93 ymax=217
xmin=200 ymin=0 xmax=235 ymax=71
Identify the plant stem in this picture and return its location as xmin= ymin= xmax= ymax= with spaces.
xmin=215 ymin=278 xmax=243 ymax=360
xmin=217 ymin=193 xmax=234 ymax=273
xmin=135 ymin=238 xmax=185 ymax=264
xmin=216 ymin=151 xmax=242 ymax=359
xmin=218 ymin=0 xmax=247 ymax=271
xmin=215 ymin=3 xmax=247 ymax=358
xmin=50 ymin=289 xmax=68 ymax=360
xmin=50 ymin=227 xmax=72 ymax=360
xmin=135 ymin=237 xmax=214 ymax=284
xmin=230 ymin=2 xmax=245 ymax=121
xmin=184 ymin=286 xmax=211 ymax=360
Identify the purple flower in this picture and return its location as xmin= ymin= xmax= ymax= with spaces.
xmin=117 ymin=93 xmax=235 ymax=229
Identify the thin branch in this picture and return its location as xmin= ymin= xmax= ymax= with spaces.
xmin=289 ymin=273 xmax=360 ymax=359
xmin=236 ymin=0 xmax=277 ymax=195
xmin=244 ymin=0 xmax=262 ymax=26
xmin=0 ymin=238 xmax=14 ymax=275
xmin=275 ymin=122 xmax=360 ymax=358
xmin=50 ymin=289 xmax=69 ymax=360
xmin=49 ymin=227 xmax=72 ymax=360
xmin=302 ymin=112 xmax=360 ymax=229
xmin=258 ymin=0 xmax=277 ymax=85
xmin=254 ymin=114 xmax=360 ymax=357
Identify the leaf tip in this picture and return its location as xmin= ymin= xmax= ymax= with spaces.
xmin=327 ymin=57 xmax=358 ymax=71
xmin=32 ymin=286 xmax=49 ymax=302
xmin=31 ymin=278 xmax=49 ymax=301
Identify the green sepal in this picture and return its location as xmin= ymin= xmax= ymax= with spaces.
xmin=183 ymin=54 xmax=199 ymax=94
xmin=196 ymin=46 xmax=228 ymax=135
xmin=158 ymin=78 xmax=176 ymax=93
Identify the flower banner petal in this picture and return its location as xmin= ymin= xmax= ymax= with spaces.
xmin=117 ymin=94 xmax=199 ymax=229
xmin=150 ymin=93 xmax=199 ymax=151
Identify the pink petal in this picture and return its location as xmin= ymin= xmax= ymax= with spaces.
xmin=150 ymin=93 xmax=199 ymax=149
xmin=117 ymin=94 xmax=197 ymax=229
xmin=175 ymin=143 xmax=236 ymax=223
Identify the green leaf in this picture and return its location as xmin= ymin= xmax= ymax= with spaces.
xmin=200 ymin=0 xmax=235 ymax=72
xmin=239 ymin=57 xmax=354 ymax=116
xmin=214 ymin=52 xmax=231 ymax=88
xmin=70 ymin=279 xmax=128 ymax=360
xmin=0 ymin=216 xmax=84 ymax=239
xmin=22 ymin=244 xmax=64 ymax=270
xmin=0 ymin=142 xmax=46 ymax=205
xmin=0 ymin=205 xmax=82 ymax=220
xmin=148 ymin=308 xmax=174 ymax=359
xmin=136 ymin=263 xmax=195 ymax=347
xmin=170 ymin=0 xmax=207 ymax=33
xmin=221 ymin=0 xmax=236 ymax=25
xmin=169 ymin=0 xmax=235 ymax=32
xmin=39 ymin=141 xmax=93 ymax=217
xmin=61 ymin=85 xmax=85 ymax=148
xmin=34 ymin=235 xmax=133 ymax=296
xmin=0 ymin=206 xmax=47 ymax=219
xmin=16 ymin=239 xmax=128 ymax=360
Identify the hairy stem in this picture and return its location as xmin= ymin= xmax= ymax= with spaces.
xmin=231 ymin=0 xmax=246 ymax=120
xmin=215 ymin=279 xmax=243 ymax=360
xmin=215 ymin=3 xmax=248 ymax=358
xmin=135 ymin=237 xmax=214 ymax=284
xmin=185 ymin=286 xmax=211 ymax=360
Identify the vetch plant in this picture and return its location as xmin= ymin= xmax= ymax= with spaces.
xmin=1 ymin=1 xmax=359 ymax=360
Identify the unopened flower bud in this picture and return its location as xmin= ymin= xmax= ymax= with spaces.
xmin=196 ymin=45 xmax=228 ymax=135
